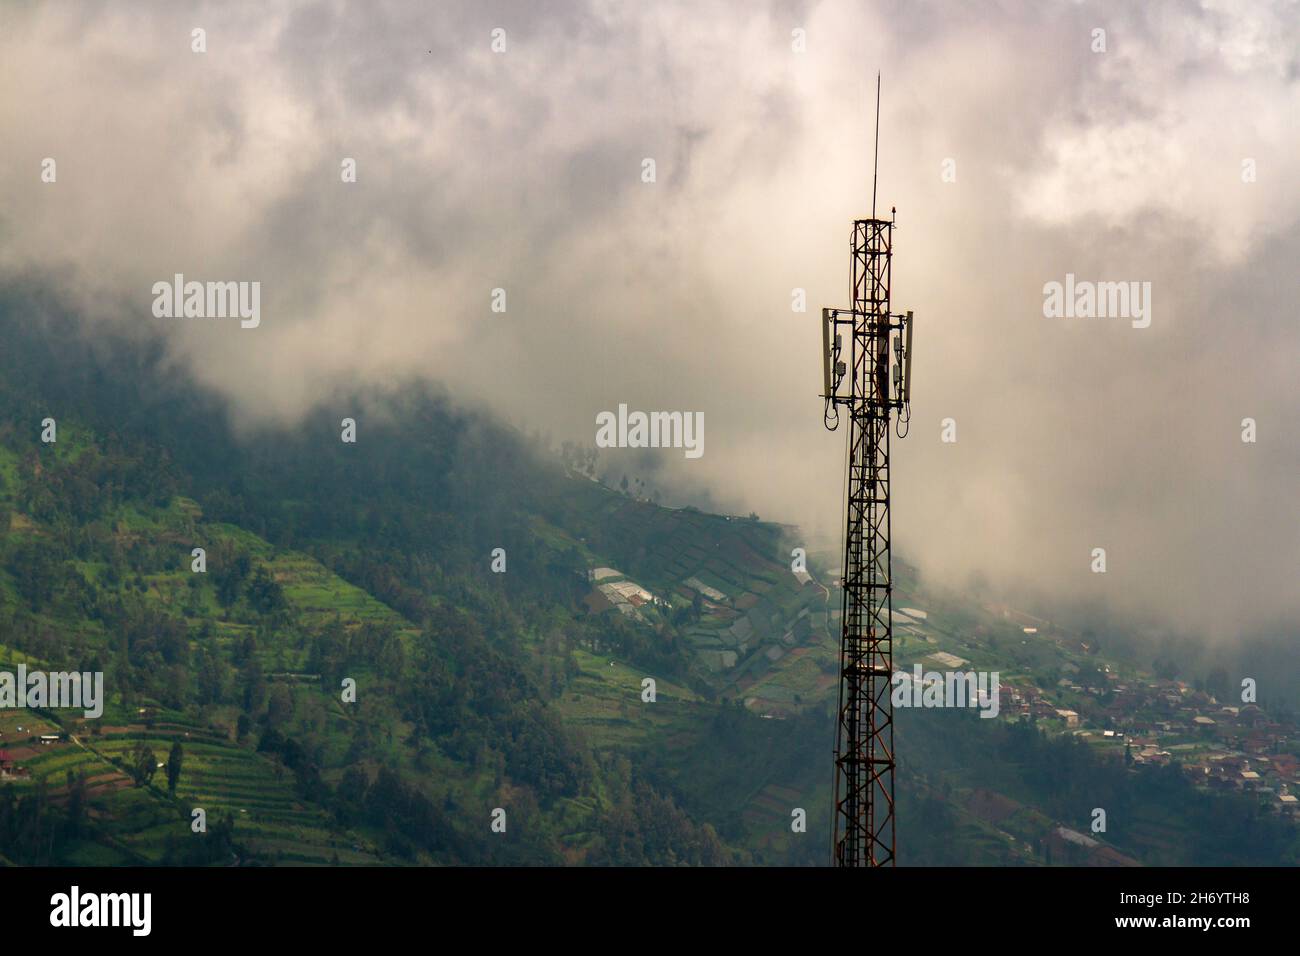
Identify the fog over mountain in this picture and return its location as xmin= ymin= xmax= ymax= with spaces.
xmin=2 ymin=0 xmax=1297 ymax=638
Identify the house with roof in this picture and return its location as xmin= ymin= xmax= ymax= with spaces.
xmin=1055 ymin=709 xmax=1080 ymax=728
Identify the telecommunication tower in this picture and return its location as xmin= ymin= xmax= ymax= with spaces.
xmin=820 ymin=75 xmax=914 ymax=867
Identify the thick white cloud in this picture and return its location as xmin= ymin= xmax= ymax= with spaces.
xmin=1 ymin=0 xmax=1296 ymax=637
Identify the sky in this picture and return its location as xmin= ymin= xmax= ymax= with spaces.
xmin=1 ymin=0 xmax=1297 ymax=639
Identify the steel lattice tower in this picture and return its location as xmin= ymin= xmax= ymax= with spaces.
xmin=819 ymin=80 xmax=914 ymax=866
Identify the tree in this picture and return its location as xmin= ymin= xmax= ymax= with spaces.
xmin=197 ymin=649 xmax=228 ymax=705
xmin=166 ymin=741 xmax=184 ymax=794
xmin=246 ymin=566 xmax=286 ymax=614
xmin=214 ymin=552 xmax=252 ymax=607
xmin=266 ymin=684 xmax=294 ymax=729
xmin=130 ymin=740 xmax=158 ymax=787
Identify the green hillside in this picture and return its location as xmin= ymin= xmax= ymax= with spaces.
xmin=0 ymin=301 xmax=1294 ymax=867
xmin=0 ymin=304 xmax=837 ymax=865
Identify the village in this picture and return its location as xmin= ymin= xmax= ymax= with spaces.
xmin=998 ymin=667 xmax=1299 ymax=819
xmin=574 ymin=552 xmax=1300 ymax=835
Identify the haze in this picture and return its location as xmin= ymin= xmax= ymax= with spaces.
xmin=1 ymin=0 xmax=1297 ymax=639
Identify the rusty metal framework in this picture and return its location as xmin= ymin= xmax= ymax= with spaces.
xmin=821 ymin=213 xmax=913 ymax=867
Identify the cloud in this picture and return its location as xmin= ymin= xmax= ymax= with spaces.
xmin=0 ymin=0 xmax=1297 ymax=637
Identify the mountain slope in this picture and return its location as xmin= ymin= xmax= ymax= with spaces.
xmin=1 ymin=297 xmax=1294 ymax=867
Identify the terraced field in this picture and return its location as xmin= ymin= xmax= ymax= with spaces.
xmin=0 ymin=483 xmax=424 ymax=864
xmin=557 ymin=648 xmax=706 ymax=751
